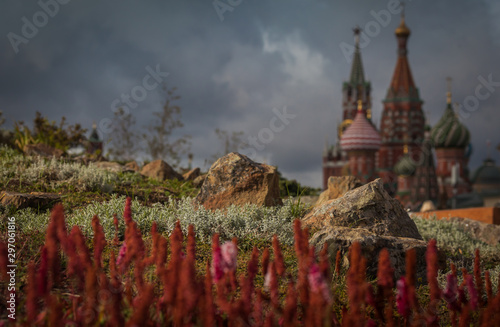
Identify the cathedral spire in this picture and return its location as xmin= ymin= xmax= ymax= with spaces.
xmin=387 ymin=3 xmax=417 ymax=99
xmin=350 ymin=26 xmax=365 ymax=85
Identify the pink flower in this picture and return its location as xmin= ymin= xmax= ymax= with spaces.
xmin=396 ymin=276 xmax=410 ymax=318
xmin=308 ymin=263 xmax=331 ymax=302
xmin=116 ymin=242 xmax=127 ymax=266
xmin=211 ymin=241 xmax=238 ymax=283
xmin=221 ymin=242 xmax=237 ymax=272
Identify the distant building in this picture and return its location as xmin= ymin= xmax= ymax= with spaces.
xmin=87 ymin=122 xmax=103 ymax=155
xmin=472 ymin=158 xmax=500 ymax=207
xmin=323 ymin=11 xmax=473 ymax=208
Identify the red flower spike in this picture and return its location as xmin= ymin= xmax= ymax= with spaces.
xmin=474 ymin=249 xmax=484 ymax=307
xmin=283 ymin=280 xmax=297 ymax=325
xmin=335 ymin=250 xmax=342 ymax=275
xmin=485 ymin=270 xmax=492 ymax=301
xmin=26 ymin=261 xmax=38 ymax=323
xmin=377 ymin=248 xmax=394 ymax=290
xmin=426 ymin=239 xmax=440 ymax=326
xmin=272 ymin=235 xmax=286 ymax=277
xmin=203 ymin=260 xmax=215 ymax=327
xmin=124 ymin=197 xmax=132 ymax=224
xmin=91 ymin=215 xmax=106 ymax=269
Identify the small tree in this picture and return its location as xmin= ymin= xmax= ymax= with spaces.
xmin=106 ymin=107 xmax=139 ymax=162
xmin=13 ymin=112 xmax=87 ymax=151
xmin=143 ymin=86 xmax=190 ymax=168
xmin=206 ymin=128 xmax=248 ymax=167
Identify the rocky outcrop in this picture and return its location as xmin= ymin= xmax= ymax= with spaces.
xmin=183 ymin=167 xmax=200 ymax=181
xmin=420 ymin=200 xmax=437 ymax=213
xmin=310 ymin=226 xmax=440 ymax=281
xmin=303 ymin=178 xmax=422 ymax=240
xmin=195 ymin=152 xmax=282 ymax=210
xmin=141 ymin=160 xmax=183 ymax=181
xmin=23 ymin=144 xmax=64 ymax=158
xmin=0 ymin=191 xmax=61 ymax=210
xmin=315 ymin=176 xmax=362 ymax=207
xmin=193 ymin=174 xmax=206 ymax=188
xmin=125 ymin=161 xmax=140 ymax=172
xmin=304 ymin=178 xmax=432 ymax=281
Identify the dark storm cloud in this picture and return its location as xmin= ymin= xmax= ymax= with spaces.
xmin=1 ymin=0 xmax=499 ymax=187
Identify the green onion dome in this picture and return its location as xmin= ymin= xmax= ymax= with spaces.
xmin=430 ymin=103 xmax=470 ymax=149
xmin=394 ymin=151 xmax=416 ymax=177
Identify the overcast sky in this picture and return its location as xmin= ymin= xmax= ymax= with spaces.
xmin=1 ymin=0 xmax=500 ymax=188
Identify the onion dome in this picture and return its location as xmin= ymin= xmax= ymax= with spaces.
xmin=472 ymin=158 xmax=500 ymax=185
xmin=395 ymin=16 xmax=411 ymax=37
xmin=430 ymin=91 xmax=470 ymax=149
xmin=394 ymin=146 xmax=416 ymax=177
xmin=340 ymin=101 xmax=381 ymax=151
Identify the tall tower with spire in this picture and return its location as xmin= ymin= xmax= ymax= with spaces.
xmin=377 ymin=9 xmax=425 ymax=191
xmin=323 ymin=27 xmax=372 ymax=189
xmin=339 ymin=26 xmax=372 ymax=138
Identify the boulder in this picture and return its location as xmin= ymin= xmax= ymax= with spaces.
xmin=420 ymin=200 xmax=437 ymax=212
xmin=95 ymin=161 xmax=126 ymax=173
xmin=303 ymin=178 xmax=422 ymax=240
xmin=310 ymin=226 xmax=442 ymax=281
xmin=315 ymin=176 xmax=362 ymax=207
xmin=125 ymin=161 xmax=140 ymax=172
xmin=448 ymin=217 xmax=500 ymax=246
xmin=183 ymin=167 xmax=200 ymax=181
xmin=23 ymin=143 xmax=64 ymax=158
xmin=195 ymin=152 xmax=282 ymax=210
xmin=193 ymin=174 xmax=206 ymax=188
xmin=0 ymin=191 xmax=61 ymax=210
xmin=141 ymin=160 xmax=183 ymax=181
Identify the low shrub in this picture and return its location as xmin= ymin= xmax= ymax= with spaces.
xmin=1 ymin=198 xmax=499 ymax=325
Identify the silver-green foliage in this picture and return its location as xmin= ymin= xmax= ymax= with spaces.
xmin=412 ymin=215 xmax=500 ymax=258
xmin=0 ymin=145 xmax=116 ymax=191
xmin=14 ymin=195 xmax=297 ymax=245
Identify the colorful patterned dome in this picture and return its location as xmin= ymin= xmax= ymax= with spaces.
xmin=394 ymin=153 xmax=416 ymax=177
xmin=340 ymin=108 xmax=381 ymax=151
xmin=430 ymin=103 xmax=470 ymax=149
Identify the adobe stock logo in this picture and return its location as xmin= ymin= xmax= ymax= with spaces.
xmin=7 ymin=0 xmax=72 ymax=54
xmin=213 ymin=0 xmax=243 ymax=22
xmin=458 ymin=73 xmax=500 ymax=119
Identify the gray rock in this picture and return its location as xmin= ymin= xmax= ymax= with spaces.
xmin=310 ymin=226 xmax=441 ymax=281
xmin=303 ymin=178 xmax=422 ymax=240
xmin=0 ymin=191 xmax=61 ymax=210
xmin=315 ymin=176 xmax=362 ymax=207
xmin=183 ymin=167 xmax=200 ymax=181
xmin=141 ymin=160 xmax=183 ymax=181
xmin=195 ymin=152 xmax=282 ymax=210
xmin=125 ymin=161 xmax=140 ymax=172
